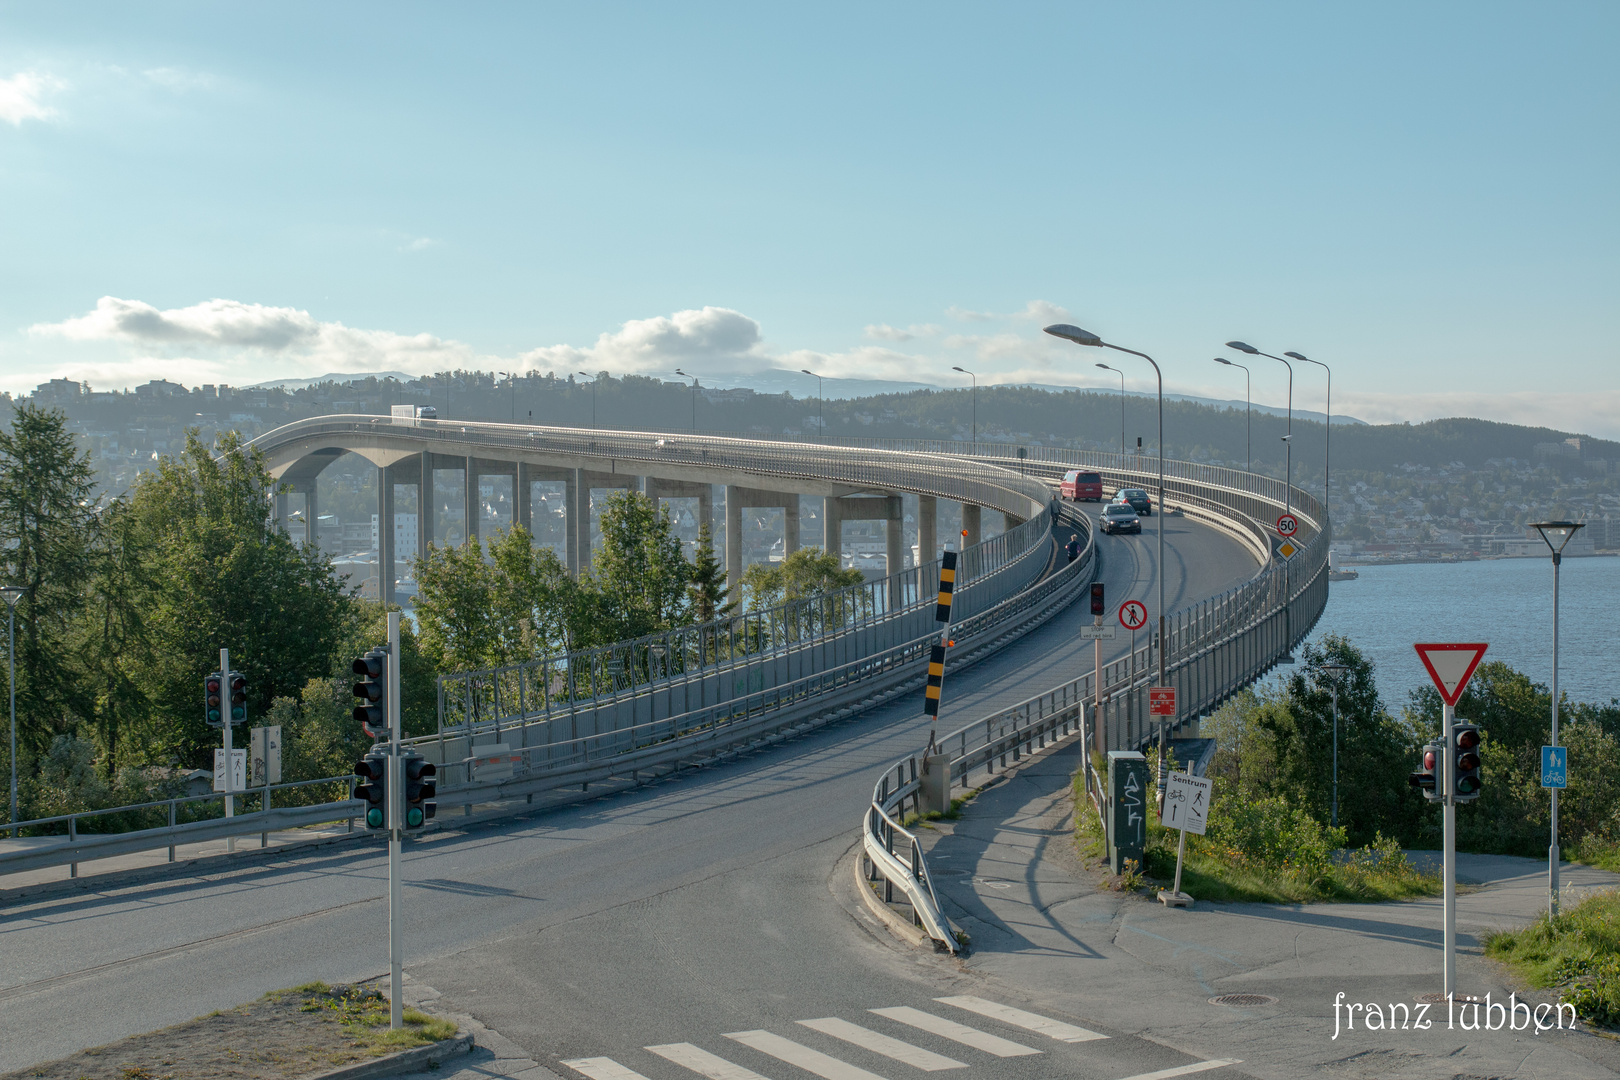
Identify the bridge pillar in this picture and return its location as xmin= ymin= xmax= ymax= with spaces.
xmin=419 ymin=451 xmax=433 ymax=565
xmin=961 ymin=503 xmax=981 ymax=548
xmin=566 ymin=470 xmax=584 ymax=577
xmin=725 ymin=487 xmax=804 ymax=597
xmin=575 ymin=470 xmax=638 ymax=576
xmin=827 ymin=494 xmax=904 ymax=606
xmin=464 ymin=455 xmax=479 ymax=548
xmin=274 ymin=490 xmax=289 ymax=534
xmin=377 ymin=463 xmax=396 ymax=606
xmin=917 ymin=495 xmax=936 ymax=567
xmin=303 ymin=483 xmax=319 ymax=549
xmin=517 ymin=462 xmax=533 ymax=536
xmin=823 ymin=494 xmax=843 ymax=566
xmin=645 ymin=479 xmax=715 ymax=556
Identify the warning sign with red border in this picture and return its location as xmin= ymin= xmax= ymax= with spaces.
xmin=1414 ymin=643 xmax=1489 ymax=706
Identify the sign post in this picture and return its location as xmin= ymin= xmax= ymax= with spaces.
xmin=1157 ymin=764 xmax=1210 ymax=908
xmin=386 ymin=611 xmax=403 ymax=1031
xmin=1414 ymin=642 xmax=1489 ymax=1003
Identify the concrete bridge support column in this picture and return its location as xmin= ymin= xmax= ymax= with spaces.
xmin=274 ymin=490 xmax=289 ymax=533
xmin=418 ymin=451 xmax=434 ymax=565
xmin=566 ymin=470 xmax=584 ymax=577
xmin=822 ymin=495 xmax=844 ymax=566
xmin=828 ymin=494 xmax=904 ymax=605
xmin=464 ymin=456 xmax=479 ymax=549
xmin=517 ymin=462 xmax=533 ymax=536
xmin=961 ymin=503 xmax=981 ymax=549
xmin=917 ymin=495 xmax=937 ymax=569
xmin=575 ymin=470 xmax=638 ymax=576
xmin=645 ymin=478 xmax=715 ymax=553
xmin=724 ymin=487 xmax=805 ymax=598
xmin=377 ymin=464 xmax=396 ymax=606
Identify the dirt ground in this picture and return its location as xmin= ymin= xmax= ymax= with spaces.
xmin=2 ymin=984 xmax=457 ymax=1080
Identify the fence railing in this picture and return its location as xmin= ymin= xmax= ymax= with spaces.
xmin=860 ymin=459 xmax=1328 ymax=951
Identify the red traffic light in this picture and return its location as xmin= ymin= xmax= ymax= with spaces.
xmin=1090 ymin=582 xmax=1105 ymax=617
xmin=353 ymin=654 xmax=385 ymax=679
xmin=1456 ymin=728 xmax=1481 ymax=752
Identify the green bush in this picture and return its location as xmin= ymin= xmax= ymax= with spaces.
xmin=1485 ymin=889 xmax=1620 ymax=1028
xmin=1206 ymin=794 xmax=1346 ymax=877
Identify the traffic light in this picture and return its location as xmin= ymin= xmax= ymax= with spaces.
xmin=1090 ymin=581 xmax=1105 ymax=617
xmin=402 ymin=752 xmax=437 ymax=830
xmin=351 ymin=648 xmax=388 ymax=739
xmin=229 ymin=672 xmax=247 ymax=724
xmin=1408 ymin=741 xmax=1441 ymax=802
xmin=353 ymin=752 xmax=389 ymax=830
xmin=1453 ymin=724 xmax=1483 ymax=802
xmin=205 ymin=671 xmax=224 ymax=727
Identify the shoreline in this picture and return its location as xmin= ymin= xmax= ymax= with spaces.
xmin=1340 ymin=552 xmax=1618 ymax=568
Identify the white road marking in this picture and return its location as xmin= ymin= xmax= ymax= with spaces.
xmin=561 ymin=1058 xmax=654 ymax=1080
xmin=724 ymin=1030 xmax=891 ymax=1080
xmin=646 ymin=1042 xmax=776 ymax=1080
xmin=933 ymin=995 xmax=1108 ymax=1043
xmin=797 ymin=1018 xmax=967 ymax=1071
xmin=1114 ymin=1060 xmax=1243 ymax=1080
xmin=867 ymin=1007 xmax=1041 ymax=1057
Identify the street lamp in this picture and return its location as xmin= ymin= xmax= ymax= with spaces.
xmin=576 ymin=372 xmax=597 ymax=429
xmin=951 ymin=366 xmax=977 ymax=444
xmin=1045 ymin=324 xmax=1169 ymax=777
xmin=1212 ymin=357 xmax=1251 ymax=472
xmin=1096 ymin=363 xmax=1125 ymax=455
xmin=673 ymin=369 xmax=699 ymax=432
xmin=1 ymin=585 xmax=25 ymax=835
xmin=1316 ymin=661 xmax=1350 ymax=829
xmin=1227 ymin=341 xmax=1296 ymax=664
xmin=1286 ymin=351 xmax=1332 ymax=525
xmin=800 ymin=369 xmax=824 ymax=441
xmin=1530 ymin=519 xmax=1584 ymax=916
xmin=498 ymin=372 xmax=517 ymax=422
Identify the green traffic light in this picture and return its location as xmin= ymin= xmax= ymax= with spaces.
xmin=366 ymin=807 xmax=385 ymax=829
xmin=231 ymin=706 xmax=246 ymax=722
xmin=406 ymin=807 xmax=424 ymax=828
xmin=207 ymin=709 xmax=221 ymax=723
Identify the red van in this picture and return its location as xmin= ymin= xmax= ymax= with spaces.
xmin=1061 ymin=470 xmax=1103 ymax=501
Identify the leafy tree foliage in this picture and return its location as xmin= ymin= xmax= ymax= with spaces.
xmin=686 ymin=521 xmax=734 ymax=622
xmin=740 ymin=546 xmax=865 ymax=611
xmin=414 ymin=525 xmax=579 ymax=671
xmin=584 ymin=490 xmax=691 ymax=642
xmin=0 ymin=404 xmax=97 ymax=751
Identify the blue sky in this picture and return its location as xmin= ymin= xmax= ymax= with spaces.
xmin=2 ymin=3 xmax=1617 ymax=434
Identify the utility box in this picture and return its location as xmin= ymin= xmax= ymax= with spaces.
xmin=1107 ymin=750 xmax=1150 ymax=874
xmin=921 ymin=754 xmax=952 ymax=816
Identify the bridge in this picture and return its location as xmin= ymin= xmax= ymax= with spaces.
xmin=0 ymin=421 xmax=1326 ymax=1075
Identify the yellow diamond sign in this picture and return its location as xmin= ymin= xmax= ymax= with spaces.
xmin=1277 ymin=539 xmax=1299 ymax=560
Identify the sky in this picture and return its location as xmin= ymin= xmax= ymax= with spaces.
xmin=2 ymin=3 xmax=1617 ymax=435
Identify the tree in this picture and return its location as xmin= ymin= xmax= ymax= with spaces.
xmin=686 ymin=520 xmax=734 ymax=622
xmin=581 ymin=491 xmax=691 ymax=644
xmin=740 ymin=546 xmax=865 ymax=611
xmin=0 ymin=403 xmax=97 ymax=753
xmin=125 ymin=430 xmax=353 ymax=767
xmin=75 ymin=498 xmax=155 ymax=770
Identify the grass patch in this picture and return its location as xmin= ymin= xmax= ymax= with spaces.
xmin=1573 ymin=837 xmax=1620 ymax=874
xmin=1072 ymin=769 xmax=1441 ymax=903
xmin=901 ymin=787 xmax=983 ymax=829
xmin=1485 ymin=889 xmax=1620 ymax=1028
xmin=278 ymin=984 xmax=458 ymax=1049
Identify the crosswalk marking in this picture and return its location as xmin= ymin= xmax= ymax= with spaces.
xmin=797 ymin=1018 xmax=967 ymax=1071
xmin=725 ymin=1030 xmax=891 ymax=1080
xmin=1115 ymin=1060 xmax=1242 ymax=1080
xmin=934 ymin=996 xmax=1108 ymax=1043
xmin=646 ymin=1042 xmax=776 ymax=1080
xmin=867 ymin=1007 xmax=1041 ymax=1058
xmin=562 ymin=1057 xmax=655 ymax=1080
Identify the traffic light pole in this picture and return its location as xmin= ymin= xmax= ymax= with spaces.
xmin=220 ymin=647 xmax=235 ymax=853
xmin=387 ymin=611 xmax=403 ymax=1031
xmin=1442 ymin=701 xmax=1456 ymax=1002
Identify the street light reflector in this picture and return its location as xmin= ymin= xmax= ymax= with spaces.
xmin=952 ymin=366 xmax=967 ymax=373
xmin=1225 ymin=341 xmax=1259 ymax=354
xmin=1530 ymin=520 xmax=1585 ymax=554
xmin=1044 ymin=324 xmax=1103 ymax=347
xmin=1284 ymin=351 xmax=1310 ymax=362
xmin=1213 ymin=357 xmax=1233 ymax=366
xmin=800 ymin=369 xmax=816 ymax=376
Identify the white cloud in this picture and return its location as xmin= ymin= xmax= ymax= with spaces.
xmin=0 ymin=71 xmax=65 ymax=125
xmin=521 ymin=306 xmax=766 ymax=376
xmin=945 ymin=305 xmax=995 ymax=322
xmin=142 ymin=67 xmax=216 ymax=93
xmin=400 ymin=237 xmax=436 ymax=253
xmin=864 ymin=323 xmax=913 ymax=342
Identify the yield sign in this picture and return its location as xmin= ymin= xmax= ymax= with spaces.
xmin=1414 ymin=643 xmax=1489 ymax=706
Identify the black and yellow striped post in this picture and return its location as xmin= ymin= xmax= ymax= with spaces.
xmin=933 ymin=549 xmax=957 ymax=624
xmin=924 ymin=550 xmax=959 ymax=748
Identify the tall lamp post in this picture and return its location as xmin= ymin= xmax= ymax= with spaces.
xmin=1287 ymin=351 xmax=1332 ymax=524
xmin=1096 ymin=363 xmax=1125 ymax=455
xmin=951 ymin=366 xmax=977 ymax=444
xmin=1530 ymin=519 xmax=1584 ymax=916
xmin=1 ymin=585 xmax=24 ymax=835
xmin=800 ymin=369 xmax=824 ymax=441
xmin=673 ymin=369 xmax=700 ymax=432
xmin=1212 ymin=357 xmax=1250 ymax=472
xmin=1316 ymin=661 xmax=1349 ymax=829
xmin=1227 ymin=341 xmax=1296 ymax=663
xmin=576 ymin=372 xmax=597 ymax=429
xmin=1045 ymin=325 xmax=1168 ymax=778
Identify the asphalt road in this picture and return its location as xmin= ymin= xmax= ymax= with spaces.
xmin=0 ymin=512 xmax=1259 ymax=1076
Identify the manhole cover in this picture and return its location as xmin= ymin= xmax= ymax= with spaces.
xmin=974 ymin=878 xmax=1014 ymax=889
xmin=1415 ymin=992 xmax=1482 ymax=1005
xmin=1209 ymin=994 xmax=1277 ymax=1007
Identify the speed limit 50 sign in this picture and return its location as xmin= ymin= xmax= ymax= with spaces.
xmin=1276 ymin=514 xmax=1299 ymax=537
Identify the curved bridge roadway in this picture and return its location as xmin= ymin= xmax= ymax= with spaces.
xmin=0 ymin=492 xmax=1259 ymax=1079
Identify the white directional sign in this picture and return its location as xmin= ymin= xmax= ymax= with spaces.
xmin=1160 ymin=771 xmax=1212 ymax=835
xmin=1080 ymin=625 xmax=1117 ymax=640
xmin=212 ymin=748 xmax=247 ymax=792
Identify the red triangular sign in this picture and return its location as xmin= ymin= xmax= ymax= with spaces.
xmin=1414 ymin=642 xmax=1489 ymax=706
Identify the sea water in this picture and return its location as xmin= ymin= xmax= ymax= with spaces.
xmin=1303 ymin=557 xmax=1620 ymax=711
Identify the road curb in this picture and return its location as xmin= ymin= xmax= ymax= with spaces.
xmin=850 ymin=847 xmax=934 ymax=950
xmin=297 ymin=1029 xmax=474 ymax=1080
